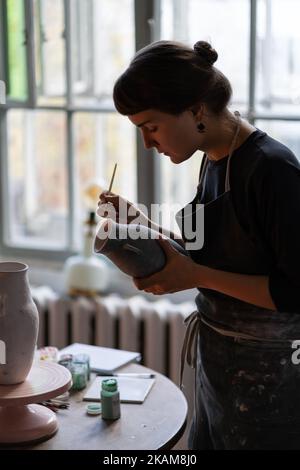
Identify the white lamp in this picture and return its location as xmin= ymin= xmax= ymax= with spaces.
xmin=64 ymin=180 xmax=109 ymax=296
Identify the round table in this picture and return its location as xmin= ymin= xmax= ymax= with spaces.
xmin=2 ymin=363 xmax=188 ymax=450
xmin=0 ymin=361 xmax=72 ymax=445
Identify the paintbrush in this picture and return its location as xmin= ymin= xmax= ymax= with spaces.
xmin=108 ymin=163 xmax=117 ymax=194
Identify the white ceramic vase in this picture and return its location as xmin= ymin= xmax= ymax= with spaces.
xmin=0 ymin=262 xmax=39 ymax=385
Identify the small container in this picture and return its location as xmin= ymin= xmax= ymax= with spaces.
xmin=101 ymin=378 xmax=121 ymax=420
xmin=73 ymin=353 xmax=90 ymax=381
xmin=70 ymin=362 xmax=87 ymax=391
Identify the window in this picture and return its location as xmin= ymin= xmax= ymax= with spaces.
xmin=158 ymin=0 xmax=300 ymax=217
xmin=0 ymin=0 xmax=136 ymax=257
xmin=1 ymin=0 xmax=300 ymax=259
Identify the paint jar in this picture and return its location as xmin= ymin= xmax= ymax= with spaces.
xmin=73 ymin=354 xmax=90 ymax=381
xmin=101 ymin=378 xmax=121 ymax=420
xmin=70 ymin=362 xmax=87 ymax=391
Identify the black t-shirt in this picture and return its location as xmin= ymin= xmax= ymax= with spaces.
xmin=199 ymin=128 xmax=300 ymax=313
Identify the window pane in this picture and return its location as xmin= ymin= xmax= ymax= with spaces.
xmin=7 ymin=109 xmax=68 ymax=248
xmin=74 ymin=112 xmax=136 ymax=246
xmin=256 ymin=0 xmax=300 ymax=115
xmin=256 ymin=120 xmax=300 ymax=161
xmin=160 ymin=0 xmax=249 ymax=109
xmin=34 ymin=0 xmax=66 ymax=106
xmin=71 ymin=0 xmax=135 ymax=107
xmin=71 ymin=0 xmax=93 ymax=98
xmin=6 ymin=0 xmax=28 ymax=101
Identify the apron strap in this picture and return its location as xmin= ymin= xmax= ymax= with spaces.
xmin=198 ymin=153 xmax=207 ymax=182
xmin=197 ymin=155 xmax=209 ymax=198
xmin=197 ymin=111 xmax=242 ymax=200
xmin=180 ymin=310 xmax=201 ymax=390
xmin=225 ymin=110 xmax=242 ymax=192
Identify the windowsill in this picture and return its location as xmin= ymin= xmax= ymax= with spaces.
xmin=0 ymin=254 xmax=198 ymax=304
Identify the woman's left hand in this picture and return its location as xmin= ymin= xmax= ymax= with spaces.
xmin=133 ymin=237 xmax=203 ymax=294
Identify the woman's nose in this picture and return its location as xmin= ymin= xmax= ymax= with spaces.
xmin=141 ymin=129 xmax=154 ymax=149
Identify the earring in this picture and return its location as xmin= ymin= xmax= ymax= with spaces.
xmin=197 ymin=122 xmax=205 ymax=133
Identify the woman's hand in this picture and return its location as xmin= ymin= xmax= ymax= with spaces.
xmin=133 ymin=237 xmax=204 ymax=294
xmin=97 ymin=191 xmax=149 ymax=226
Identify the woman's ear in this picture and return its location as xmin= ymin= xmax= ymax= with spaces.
xmin=190 ymin=103 xmax=204 ymax=121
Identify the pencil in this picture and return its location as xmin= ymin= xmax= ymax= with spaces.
xmin=98 ymin=373 xmax=155 ymax=379
xmin=108 ymin=163 xmax=117 ymax=194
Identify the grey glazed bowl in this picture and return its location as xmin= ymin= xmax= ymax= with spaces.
xmin=94 ymin=220 xmax=187 ymax=278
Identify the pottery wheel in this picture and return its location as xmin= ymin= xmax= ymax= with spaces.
xmin=0 ymin=361 xmax=72 ymax=445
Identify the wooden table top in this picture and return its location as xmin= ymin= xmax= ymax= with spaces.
xmin=10 ymin=362 xmax=187 ymax=450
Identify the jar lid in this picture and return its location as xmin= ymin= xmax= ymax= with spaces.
xmin=59 ymin=354 xmax=73 ymax=362
xmin=86 ymin=404 xmax=102 ymax=415
xmin=102 ymin=378 xmax=118 ymax=392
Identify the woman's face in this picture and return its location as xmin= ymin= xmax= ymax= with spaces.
xmin=128 ymin=109 xmax=201 ymax=164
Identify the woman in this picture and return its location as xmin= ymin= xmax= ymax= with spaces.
xmin=99 ymin=40 xmax=300 ymax=449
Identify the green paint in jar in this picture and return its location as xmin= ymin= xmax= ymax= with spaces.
xmin=101 ymin=378 xmax=121 ymax=420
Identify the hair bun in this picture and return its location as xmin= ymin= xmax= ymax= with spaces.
xmin=193 ymin=41 xmax=218 ymax=65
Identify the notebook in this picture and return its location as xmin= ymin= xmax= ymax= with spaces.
xmin=59 ymin=343 xmax=141 ymax=375
xmin=83 ymin=376 xmax=155 ymax=404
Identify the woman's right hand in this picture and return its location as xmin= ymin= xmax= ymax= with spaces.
xmin=97 ymin=191 xmax=149 ymax=225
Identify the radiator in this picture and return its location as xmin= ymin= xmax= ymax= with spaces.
xmin=32 ymin=286 xmax=195 ymax=387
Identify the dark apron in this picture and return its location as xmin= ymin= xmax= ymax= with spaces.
xmin=177 ymin=152 xmax=300 ymax=450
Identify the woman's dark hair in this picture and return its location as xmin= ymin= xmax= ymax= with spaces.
xmin=113 ymin=40 xmax=232 ymax=116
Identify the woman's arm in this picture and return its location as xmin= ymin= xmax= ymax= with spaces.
xmin=134 ymin=238 xmax=276 ymax=310
xmin=199 ymin=265 xmax=276 ymax=310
